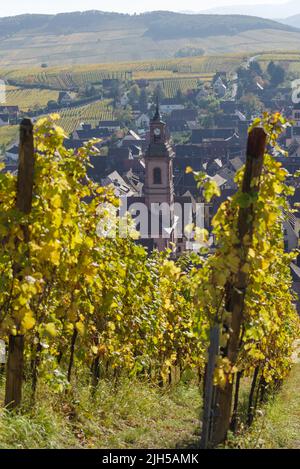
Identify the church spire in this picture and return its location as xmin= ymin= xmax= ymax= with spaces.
xmin=153 ymin=95 xmax=161 ymax=121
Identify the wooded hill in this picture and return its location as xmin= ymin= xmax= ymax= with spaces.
xmin=1 ymin=11 xmax=300 ymax=66
xmin=0 ymin=11 xmax=297 ymax=38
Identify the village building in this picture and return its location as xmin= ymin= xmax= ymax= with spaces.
xmin=169 ymin=109 xmax=198 ymax=123
xmin=213 ymin=77 xmax=227 ymax=98
xmin=98 ymin=120 xmax=121 ymax=132
xmin=0 ymin=113 xmax=9 ymax=126
xmin=58 ymin=91 xmax=73 ymax=105
xmin=160 ymin=98 xmax=185 ymax=114
xmin=135 ymin=113 xmax=150 ymax=129
xmin=0 ymin=106 xmax=19 ymax=121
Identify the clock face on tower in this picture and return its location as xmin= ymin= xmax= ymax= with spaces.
xmin=154 ymin=127 xmax=161 ymax=137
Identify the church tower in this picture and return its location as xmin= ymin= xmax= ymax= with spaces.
xmin=144 ymin=101 xmax=175 ymax=251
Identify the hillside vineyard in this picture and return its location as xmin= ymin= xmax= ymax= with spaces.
xmin=0 ymin=8 xmax=300 ymax=453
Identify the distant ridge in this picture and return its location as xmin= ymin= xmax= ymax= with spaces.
xmin=0 ymin=10 xmax=298 ymax=38
xmin=282 ymin=14 xmax=300 ymax=28
xmin=202 ymin=1 xmax=300 ymax=20
xmin=0 ymin=10 xmax=300 ymax=66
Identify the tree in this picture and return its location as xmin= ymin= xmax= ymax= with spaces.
xmin=47 ymin=100 xmax=58 ymax=110
xmin=115 ymin=106 xmax=133 ymax=127
xmin=249 ymin=60 xmax=263 ymax=76
xmin=138 ymin=88 xmax=148 ymax=113
xmin=239 ymin=93 xmax=263 ymax=119
xmin=176 ymin=89 xmax=184 ymax=103
xmin=128 ymin=84 xmax=140 ymax=105
xmin=267 ymin=61 xmax=276 ymax=76
xmin=110 ymin=80 xmax=122 ymax=108
xmin=154 ymin=83 xmax=165 ymax=102
xmin=199 ymin=114 xmax=215 ymax=128
xmin=198 ymin=95 xmax=220 ymax=114
xmin=82 ymin=84 xmax=98 ymax=98
xmin=236 ymin=66 xmax=257 ymax=97
xmin=267 ymin=61 xmax=285 ymax=87
xmin=175 ymin=47 xmax=205 ymax=58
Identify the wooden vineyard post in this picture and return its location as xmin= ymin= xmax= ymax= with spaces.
xmin=5 ymin=118 xmax=34 ymax=410
xmin=200 ymin=325 xmax=220 ymax=449
xmin=207 ymin=127 xmax=267 ymax=447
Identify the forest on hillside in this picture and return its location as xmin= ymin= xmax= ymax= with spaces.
xmin=0 ymin=11 xmax=296 ymax=38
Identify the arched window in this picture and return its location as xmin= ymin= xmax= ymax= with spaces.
xmin=153 ymin=167 xmax=162 ymax=184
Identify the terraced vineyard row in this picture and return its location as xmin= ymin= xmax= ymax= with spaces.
xmin=123 ymin=55 xmax=244 ymax=74
xmin=153 ymin=77 xmax=210 ymax=98
xmin=55 ymin=99 xmax=115 ymax=134
xmin=4 ymin=87 xmax=59 ymax=111
xmin=0 ymin=125 xmax=18 ymax=148
xmin=0 ymin=54 xmax=244 ymax=90
xmin=257 ymin=52 xmax=300 ymax=62
xmin=256 ymin=52 xmax=300 ymax=74
xmin=4 ymin=70 xmax=131 ymax=90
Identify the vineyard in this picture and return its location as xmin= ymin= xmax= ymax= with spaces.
xmin=0 ymin=114 xmax=299 ymax=449
xmin=53 ymin=100 xmax=115 ymax=134
xmin=149 ymin=77 xmax=209 ymax=98
xmin=4 ymin=52 xmax=300 ymax=99
xmin=0 ymin=126 xmax=18 ymax=149
xmin=256 ymin=51 xmax=300 ymax=75
xmin=4 ymin=86 xmax=59 ymax=111
xmin=0 ymin=54 xmax=244 ymax=90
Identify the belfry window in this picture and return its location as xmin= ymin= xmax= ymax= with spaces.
xmin=153 ymin=167 xmax=162 ymax=184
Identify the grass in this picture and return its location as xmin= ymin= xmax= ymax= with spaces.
xmin=227 ymin=363 xmax=300 ymax=449
xmin=0 ymin=342 xmax=299 ymax=450
xmin=254 ymin=362 xmax=300 ymax=449
xmin=0 ymin=363 xmax=299 ymax=449
xmin=0 ymin=404 xmax=76 ymax=449
xmin=0 ymin=374 xmax=201 ymax=449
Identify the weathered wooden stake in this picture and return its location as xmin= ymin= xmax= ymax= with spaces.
xmin=230 ymin=370 xmax=243 ymax=432
xmin=200 ymin=325 xmax=220 ymax=449
xmin=5 ymin=118 xmax=34 ymax=410
xmin=247 ymin=366 xmax=259 ymax=426
xmin=5 ymin=335 xmax=25 ymax=409
xmin=67 ymin=329 xmax=78 ymax=383
xmin=209 ymin=127 xmax=267 ymax=446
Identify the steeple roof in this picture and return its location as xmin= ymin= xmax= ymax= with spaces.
xmin=152 ymin=96 xmax=161 ymax=122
